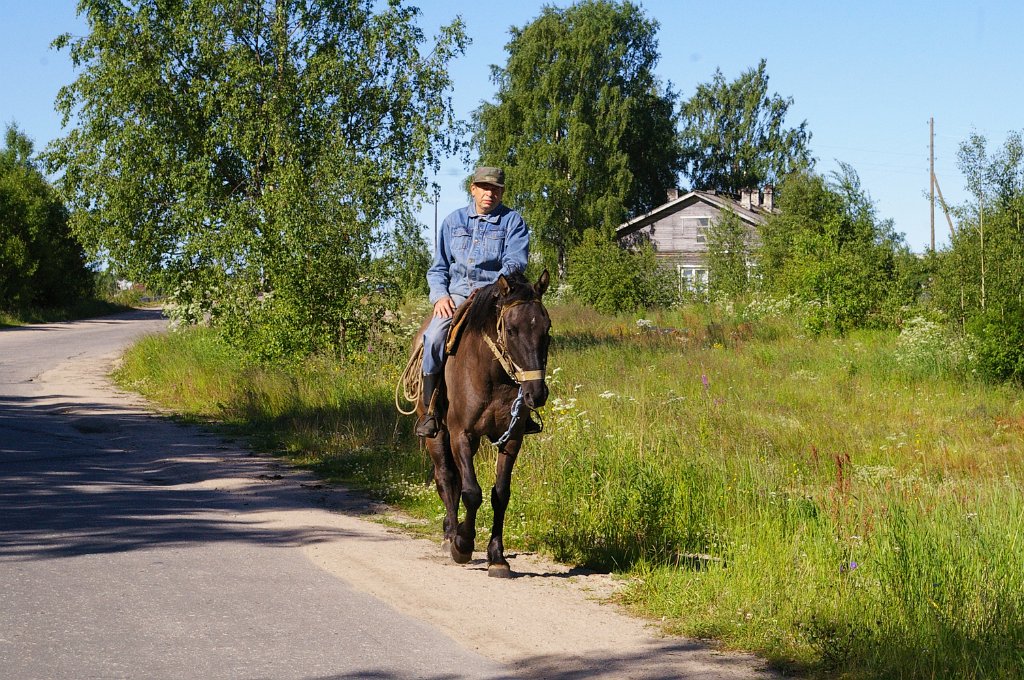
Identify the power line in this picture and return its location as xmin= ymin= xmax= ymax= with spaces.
xmin=815 ymin=143 xmax=923 ymax=158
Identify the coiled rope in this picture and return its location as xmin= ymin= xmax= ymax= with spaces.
xmin=394 ymin=340 xmax=423 ymax=416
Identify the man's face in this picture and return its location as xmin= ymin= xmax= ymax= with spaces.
xmin=471 ymin=182 xmax=504 ymax=215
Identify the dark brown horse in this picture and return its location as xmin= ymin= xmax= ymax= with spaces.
xmin=415 ymin=270 xmax=551 ymax=577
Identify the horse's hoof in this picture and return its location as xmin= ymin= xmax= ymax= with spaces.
xmin=488 ymin=563 xmax=512 ymax=579
xmin=450 ymin=536 xmax=473 ymax=561
xmin=452 ymin=536 xmax=475 ymax=561
xmin=441 ymin=538 xmax=452 ymax=555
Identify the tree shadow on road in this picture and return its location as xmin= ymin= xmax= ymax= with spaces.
xmin=0 ymin=394 xmax=390 ymax=561
xmin=309 ymin=637 xmax=774 ymax=679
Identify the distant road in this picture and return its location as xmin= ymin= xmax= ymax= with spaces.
xmin=0 ymin=310 xmax=509 ymax=679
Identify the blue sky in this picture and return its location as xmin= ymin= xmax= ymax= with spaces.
xmin=4 ymin=1 xmax=1021 ymax=254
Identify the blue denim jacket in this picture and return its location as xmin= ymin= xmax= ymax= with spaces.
xmin=427 ymin=202 xmax=530 ymax=304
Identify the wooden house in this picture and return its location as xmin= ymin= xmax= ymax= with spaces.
xmin=615 ymin=187 xmax=776 ymax=288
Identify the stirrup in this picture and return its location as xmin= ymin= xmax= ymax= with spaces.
xmin=416 ymin=372 xmax=441 ymax=437
xmin=416 ymin=413 xmax=440 ymax=438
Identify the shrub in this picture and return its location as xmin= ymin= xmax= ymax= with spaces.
xmin=566 ymin=229 xmax=678 ymax=313
xmin=756 ymin=167 xmax=911 ymax=334
xmin=967 ymin=305 xmax=1024 ymax=384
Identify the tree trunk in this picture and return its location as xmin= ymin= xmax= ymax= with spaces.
xmin=980 ymin=200 xmax=986 ymax=310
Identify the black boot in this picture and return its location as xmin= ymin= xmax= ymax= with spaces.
xmin=415 ymin=373 xmax=441 ymax=437
xmin=523 ymin=412 xmax=542 ymax=435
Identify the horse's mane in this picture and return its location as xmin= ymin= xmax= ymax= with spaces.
xmin=461 ymin=272 xmax=538 ymax=335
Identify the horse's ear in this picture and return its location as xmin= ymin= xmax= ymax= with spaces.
xmin=535 ymin=269 xmax=550 ymax=297
xmin=496 ymin=274 xmax=510 ymax=296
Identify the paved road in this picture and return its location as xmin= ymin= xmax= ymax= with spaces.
xmin=0 ymin=310 xmax=511 ymax=680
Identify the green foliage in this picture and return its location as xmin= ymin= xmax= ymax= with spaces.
xmin=565 ymin=228 xmax=677 ymax=313
xmin=370 ymin=214 xmax=431 ymax=300
xmin=473 ymin=0 xmax=682 ymax=275
xmin=47 ymin=0 xmax=467 ymax=361
xmin=931 ymin=132 xmax=1024 ymax=327
xmin=967 ymin=304 xmax=1024 ymax=384
xmin=0 ymin=124 xmax=92 ymax=311
xmin=704 ymin=207 xmax=752 ymax=297
xmin=926 ymin=131 xmax=1024 ymax=385
xmin=679 ymin=59 xmax=814 ymax=195
xmin=934 ymin=202 xmax=1024 ymax=327
xmin=883 ymin=246 xmax=933 ymax=325
xmin=756 ymin=165 xmax=913 ymax=334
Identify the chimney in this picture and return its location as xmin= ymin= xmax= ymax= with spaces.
xmin=750 ymin=188 xmax=761 ymax=208
xmin=764 ymin=186 xmax=774 ymax=211
xmin=740 ymin=188 xmax=752 ymax=210
xmin=666 ymin=187 xmax=680 ymax=202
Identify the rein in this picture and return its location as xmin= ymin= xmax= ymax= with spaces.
xmin=483 ymin=299 xmax=546 ymax=383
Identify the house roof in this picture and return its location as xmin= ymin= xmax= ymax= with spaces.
xmin=615 ymin=190 xmax=774 ymax=240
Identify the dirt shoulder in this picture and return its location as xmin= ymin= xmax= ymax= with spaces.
xmin=51 ymin=351 xmax=778 ymax=680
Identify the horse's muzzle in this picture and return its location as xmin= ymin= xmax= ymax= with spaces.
xmin=523 ymin=381 xmax=548 ymax=409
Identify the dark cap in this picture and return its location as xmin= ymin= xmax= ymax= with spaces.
xmin=472 ymin=166 xmax=505 ymax=187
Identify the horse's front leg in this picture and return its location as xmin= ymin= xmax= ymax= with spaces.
xmin=487 ymin=441 xmax=521 ymax=578
xmin=450 ymin=430 xmax=481 ymax=564
xmin=425 ymin=431 xmax=459 ymax=551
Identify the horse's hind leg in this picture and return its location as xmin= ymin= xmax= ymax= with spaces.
xmin=450 ymin=432 xmax=482 ymax=564
xmin=426 ymin=433 xmax=459 ymax=551
xmin=487 ymin=445 xmax=520 ymax=578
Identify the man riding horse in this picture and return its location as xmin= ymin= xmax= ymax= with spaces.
xmin=416 ymin=166 xmax=541 ymax=438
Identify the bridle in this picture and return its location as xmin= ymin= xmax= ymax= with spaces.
xmin=485 ymin=296 xmax=549 ymax=447
xmin=483 ymin=298 xmax=547 ymax=384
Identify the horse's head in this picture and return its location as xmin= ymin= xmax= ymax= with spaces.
xmin=495 ymin=270 xmax=551 ymax=409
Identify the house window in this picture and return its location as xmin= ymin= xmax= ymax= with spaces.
xmin=682 ymin=216 xmax=711 ymax=244
xmin=677 ymin=265 xmax=708 ymax=287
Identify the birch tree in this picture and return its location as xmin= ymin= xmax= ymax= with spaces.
xmin=679 ymin=59 xmax=813 ymax=196
xmin=474 ymin=0 xmax=682 ymax=277
xmin=48 ymin=0 xmax=466 ymax=359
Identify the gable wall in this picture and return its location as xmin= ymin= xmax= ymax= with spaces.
xmin=654 ymin=202 xmax=718 ymax=253
xmin=632 ymin=202 xmax=761 ymax=256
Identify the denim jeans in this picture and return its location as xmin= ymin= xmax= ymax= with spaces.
xmin=421 ymin=293 xmax=467 ymax=375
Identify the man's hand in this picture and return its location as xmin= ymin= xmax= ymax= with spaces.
xmin=433 ymin=296 xmax=456 ymax=319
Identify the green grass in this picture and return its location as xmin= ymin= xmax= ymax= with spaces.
xmin=114 ymin=299 xmax=1024 ymax=679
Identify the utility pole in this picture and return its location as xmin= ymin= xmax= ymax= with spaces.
xmin=929 ymin=117 xmax=936 ymax=251
xmin=432 ymin=182 xmax=440 ymax=255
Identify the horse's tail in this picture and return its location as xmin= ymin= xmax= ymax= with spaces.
xmin=395 ymin=339 xmax=424 ymax=415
